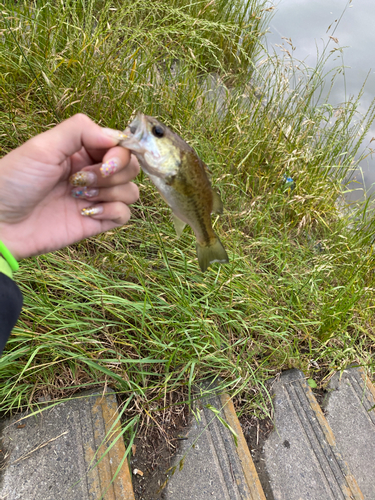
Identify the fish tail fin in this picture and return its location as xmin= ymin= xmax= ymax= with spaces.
xmin=196 ymin=236 xmax=229 ymax=272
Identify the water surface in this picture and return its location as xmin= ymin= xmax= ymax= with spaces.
xmin=266 ymin=0 xmax=375 ymax=200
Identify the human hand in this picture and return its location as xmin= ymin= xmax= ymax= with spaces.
xmin=0 ymin=113 xmax=139 ymax=260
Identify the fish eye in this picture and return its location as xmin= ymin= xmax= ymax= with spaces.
xmin=152 ymin=125 xmax=164 ymax=138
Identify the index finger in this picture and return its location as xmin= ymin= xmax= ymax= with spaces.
xmin=26 ymin=114 xmax=127 ymax=165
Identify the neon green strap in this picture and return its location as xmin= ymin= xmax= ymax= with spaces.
xmin=0 ymin=241 xmax=19 ymax=272
xmin=0 ymin=256 xmax=13 ymax=279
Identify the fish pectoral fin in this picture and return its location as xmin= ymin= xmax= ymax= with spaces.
xmin=172 ymin=213 xmax=187 ymax=238
xmin=211 ymin=191 xmax=224 ymax=215
xmin=196 ymin=236 xmax=229 ymax=272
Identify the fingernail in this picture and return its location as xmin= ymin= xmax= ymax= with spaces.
xmin=81 ymin=206 xmax=104 ymax=217
xmin=71 ymin=188 xmax=99 ymax=199
xmin=70 ymin=171 xmax=97 ymax=187
xmin=100 ymin=158 xmax=119 ymax=178
xmin=84 ymin=188 xmax=99 ymax=198
xmin=102 ymin=128 xmax=129 ymax=142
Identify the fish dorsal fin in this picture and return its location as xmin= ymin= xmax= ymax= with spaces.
xmin=211 ymin=191 xmax=223 ymax=214
xmin=172 ymin=213 xmax=187 ymax=238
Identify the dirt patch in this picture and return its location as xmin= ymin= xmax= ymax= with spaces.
xmin=240 ymin=414 xmax=275 ymax=500
xmin=130 ymin=404 xmax=190 ymax=500
xmin=312 ymin=387 xmax=327 ymax=409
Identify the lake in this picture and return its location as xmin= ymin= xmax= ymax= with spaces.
xmin=266 ymin=0 xmax=375 ymax=201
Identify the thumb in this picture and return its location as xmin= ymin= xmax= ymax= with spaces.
xmin=25 ymin=114 xmax=126 ymax=164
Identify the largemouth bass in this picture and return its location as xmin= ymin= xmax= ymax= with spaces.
xmin=120 ymin=114 xmax=228 ymax=272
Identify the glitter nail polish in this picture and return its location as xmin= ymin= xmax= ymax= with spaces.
xmin=84 ymin=188 xmax=99 ymax=198
xmin=71 ymin=189 xmax=85 ymax=198
xmin=71 ymin=187 xmax=99 ymax=199
xmin=102 ymin=128 xmax=129 ymax=141
xmin=69 ymin=171 xmax=97 ymax=187
xmin=81 ymin=206 xmax=103 ymax=217
xmin=100 ymin=158 xmax=119 ymax=178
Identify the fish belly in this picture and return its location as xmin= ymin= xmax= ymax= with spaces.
xmin=147 ymin=174 xmax=191 ymax=225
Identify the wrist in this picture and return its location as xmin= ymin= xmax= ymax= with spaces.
xmin=0 ymin=228 xmax=22 ymax=261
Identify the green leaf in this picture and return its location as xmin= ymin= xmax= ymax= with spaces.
xmin=307 ymin=378 xmax=318 ymax=389
xmin=205 ymin=404 xmax=238 ymax=447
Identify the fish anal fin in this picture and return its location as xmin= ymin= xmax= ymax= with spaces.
xmin=172 ymin=213 xmax=187 ymax=238
xmin=211 ymin=191 xmax=224 ymax=215
xmin=196 ymin=236 xmax=228 ymax=272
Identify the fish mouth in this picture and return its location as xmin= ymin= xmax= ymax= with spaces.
xmin=119 ymin=114 xmax=147 ymax=153
xmin=119 ymin=113 xmax=168 ymax=175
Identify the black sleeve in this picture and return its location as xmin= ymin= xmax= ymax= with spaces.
xmin=0 ymin=272 xmax=23 ymax=355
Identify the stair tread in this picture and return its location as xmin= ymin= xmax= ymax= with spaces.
xmin=0 ymin=388 xmax=134 ymax=500
xmin=264 ymin=369 xmax=363 ymax=500
xmin=165 ymin=379 xmax=265 ymax=500
xmin=324 ymin=367 xmax=375 ymax=500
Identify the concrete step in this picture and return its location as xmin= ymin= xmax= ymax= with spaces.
xmin=164 ymin=379 xmax=266 ymax=500
xmin=0 ymin=381 xmax=266 ymax=500
xmin=263 ymin=369 xmax=364 ymax=500
xmin=323 ymin=366 xmax=375 ymax=499
xmin=2 ymin=369 xmax=374 ymax=500
xmin=0 ymin=388 xmax=134 ymax=500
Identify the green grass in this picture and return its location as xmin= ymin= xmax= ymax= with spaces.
xmin=1 ymin=0 xmax=375 ymax=435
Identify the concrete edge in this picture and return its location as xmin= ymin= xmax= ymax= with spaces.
xmin=300 ymin=376 xmax=364 ymax=500
xmin=87 ymin=391 xmax=135 ymax=500
xmin=220 ymin=393 xmax=266 ymax=500
xmin=358 ymin=366 xmax=375 ymax=404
